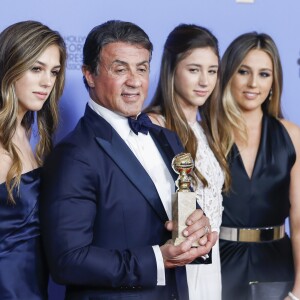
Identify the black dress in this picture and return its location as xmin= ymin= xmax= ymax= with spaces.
xmin=0 ymin=168 xmax=48 ymax=299
xmin=220 ymin=115 xmax=295 ymax=300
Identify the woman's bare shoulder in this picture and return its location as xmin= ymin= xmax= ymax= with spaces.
xmin=0 ymin=148 xmax=12 ymax=183
xmin=279 ymin=118 xmax=300 ymax=149
xmin=147 ymin=113 xmax=166 ymax=127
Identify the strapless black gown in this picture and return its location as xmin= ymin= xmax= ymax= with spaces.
xmin=220 ymin=115 xmax=295 ymax=300
xmin=0 ymin=168 xmax=48 ymax=299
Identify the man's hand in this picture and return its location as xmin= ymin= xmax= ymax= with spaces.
xmin=160 ymin=209 xmax=217 ymax=268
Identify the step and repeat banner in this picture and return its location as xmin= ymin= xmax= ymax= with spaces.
xmin=1 ymin=1 xmax=299 ymax=299
xmin=1 ymin=0 xmax=299 ymax=141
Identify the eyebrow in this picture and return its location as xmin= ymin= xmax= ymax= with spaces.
xmin=36 ymin=60 xmax=61 ymax=69
xmin=112 ymin=59 xmax=150 ymax=66
xmin=186 ymin=63 xmax=218 ymax=68
xmin=240 ymin=64 xmax=272 ymax=72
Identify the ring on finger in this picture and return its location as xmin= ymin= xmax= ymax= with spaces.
xmin=204 ymin=225 xmax=210 ymax=234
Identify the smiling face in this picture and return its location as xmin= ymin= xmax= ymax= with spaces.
xmin=83 ymin=42 xmax=150 ymax=117
xmin=231 ymin=49 xmax=273 ymax=114
xmin=14 ymin=44 xmax=61 ymax=119
xmin=173 ymin=47 xmax=218 ymax=118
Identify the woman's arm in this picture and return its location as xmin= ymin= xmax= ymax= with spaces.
xmin=281 ymin=119 xmax=300 ymax=299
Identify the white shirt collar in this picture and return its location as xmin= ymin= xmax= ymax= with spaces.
xmin=88 ymin=98 xmax=131 ymax=140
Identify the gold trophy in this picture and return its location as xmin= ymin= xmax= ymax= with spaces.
xmin=172 ymin=152 xmax=198 ymax=247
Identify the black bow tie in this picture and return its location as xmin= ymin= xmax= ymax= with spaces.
xmin=128 ymin=113 xmax=152 ymax=135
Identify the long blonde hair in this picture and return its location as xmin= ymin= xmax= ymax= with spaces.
xmin=0 ymin=20 xmax=67 ymax=203
xmin=218 ymin=32 xmax=283 ymax=158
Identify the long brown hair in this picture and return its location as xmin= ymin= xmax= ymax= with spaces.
xmin=145 ymin=24 xmax=230 ymax=191
xmin=0 ymin=20 xmax=67 ymax=203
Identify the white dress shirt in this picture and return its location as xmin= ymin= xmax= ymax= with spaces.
xmin=88 ymin=99 xmax=175 ymax=285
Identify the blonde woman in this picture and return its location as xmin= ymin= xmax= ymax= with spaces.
xmin=218 ymin=32 xmax=300 ymax=300
xmin=0 ymin=20 xmax=66 ymax=299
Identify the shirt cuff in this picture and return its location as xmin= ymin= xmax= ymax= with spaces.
xmin=152 ymin=245 xmax=165 ymax=286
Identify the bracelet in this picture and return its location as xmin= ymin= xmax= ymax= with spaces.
xmin=288 ymin=291 xmax=300 ymax=300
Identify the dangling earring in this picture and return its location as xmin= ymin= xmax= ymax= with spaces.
xmin=268 ymin=89 xmax=273 ymax=101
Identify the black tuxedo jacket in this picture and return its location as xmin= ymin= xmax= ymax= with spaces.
xmin=40 ymin=105 xmax=191 ymax=300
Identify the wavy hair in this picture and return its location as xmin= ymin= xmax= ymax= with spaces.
xmin=145 ymin=24 xmax=230 ymax=191
xmin=0 ymin=20 xmax=67 ymax=203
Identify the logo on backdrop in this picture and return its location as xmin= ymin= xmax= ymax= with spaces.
xmin=64 ymin=35 xmax=86 ymax=70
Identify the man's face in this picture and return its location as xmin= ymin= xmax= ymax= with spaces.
xmin=84 ymin=42 xmax=150 ymax=117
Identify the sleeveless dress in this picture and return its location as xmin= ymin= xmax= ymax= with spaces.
xmin=186 ymin=122 xmax=224 ymax=300
xmin=220 ymin=115 xmax=295 ymax=300
xmin=0 ymin=168 xmax=48 ymax=300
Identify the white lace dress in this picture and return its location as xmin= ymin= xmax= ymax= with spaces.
xmin=186 ymin=122 xmax=224 ymax=300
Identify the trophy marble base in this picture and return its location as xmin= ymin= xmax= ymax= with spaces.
xmin=172 ymin=191 xmax=198 ymax=247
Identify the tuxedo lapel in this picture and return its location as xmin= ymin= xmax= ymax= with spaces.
xmin=92 ymin=119 xmax=169 ymax=223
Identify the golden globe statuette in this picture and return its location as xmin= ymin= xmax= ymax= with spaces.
xmin=172 ymin=152 xmax=198 ymax=247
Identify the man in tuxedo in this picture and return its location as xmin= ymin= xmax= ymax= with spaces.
xmin=40 ymin=20 xmax=216 ymax=300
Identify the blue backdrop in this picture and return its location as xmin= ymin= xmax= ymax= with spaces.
xmin=1 ymin=1 xmax=299 ymax=299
